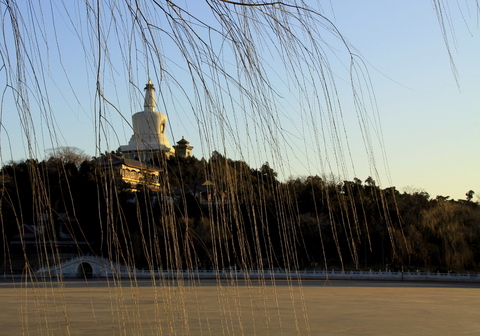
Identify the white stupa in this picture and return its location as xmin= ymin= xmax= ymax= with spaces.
xmin=120 ymin=80 xmax=174 ymax=161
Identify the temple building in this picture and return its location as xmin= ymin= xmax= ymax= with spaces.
xmin=173 ymin=136 xmax=194 ymax=158
xmin=120 ymin=80 xmax=175 ymax=161
xmin=96 ymin=154 xmax=162 ymax=192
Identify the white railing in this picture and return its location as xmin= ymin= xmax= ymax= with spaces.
xmin=129 ymin=268 xmax=480 ymax=283
xmin=32 ymin=256 xmax=480 ymax=282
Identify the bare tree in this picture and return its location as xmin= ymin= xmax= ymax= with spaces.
xmin=45 ymin=147 xmax=91 ymax=166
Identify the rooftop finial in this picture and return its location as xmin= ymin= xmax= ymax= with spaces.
xmin=144 ymin=79 xmax=156 ymax=112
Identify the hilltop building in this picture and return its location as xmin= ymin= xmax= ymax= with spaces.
xmin=96 ymin=154 xmax=162 ymax=192
xmin=173 ymin=136 xmax=194 ymax=158
xmin=119 ymin=79 xmax=194 ymax=162
xmin=120 ymin=80 xmax=175 ymax=161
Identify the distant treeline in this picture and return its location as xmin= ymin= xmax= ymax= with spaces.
xmin=1 ymin=152 xmax=479 ymax=273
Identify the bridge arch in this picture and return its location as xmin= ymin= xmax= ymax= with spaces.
xmin=76 ymin=262 xmax=93 ymax=278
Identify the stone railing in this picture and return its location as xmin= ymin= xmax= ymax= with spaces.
xmin=30 ymin=256 xmax=480 ymax=282
xmin=130 ymin=268 xmax=480 ymax=283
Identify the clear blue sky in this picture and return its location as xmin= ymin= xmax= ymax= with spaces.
xmin=0 ymin=1 xmax=478 ymax=200
xmin=332 ymin=1 xmax=480 ymax=200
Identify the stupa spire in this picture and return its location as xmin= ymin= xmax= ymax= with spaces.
xmin=144 ymin=79 xmax=156 ymax=112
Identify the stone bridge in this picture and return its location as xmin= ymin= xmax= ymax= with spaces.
xmin=36 ymin=256 xmax=132 ymax=278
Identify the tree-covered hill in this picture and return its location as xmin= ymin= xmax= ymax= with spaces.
xmin=1 ymin=153 xmax=478 ymax=273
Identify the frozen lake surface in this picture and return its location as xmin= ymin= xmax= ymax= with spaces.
xmin=1 ymin=279 xmax=479 ymax=335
